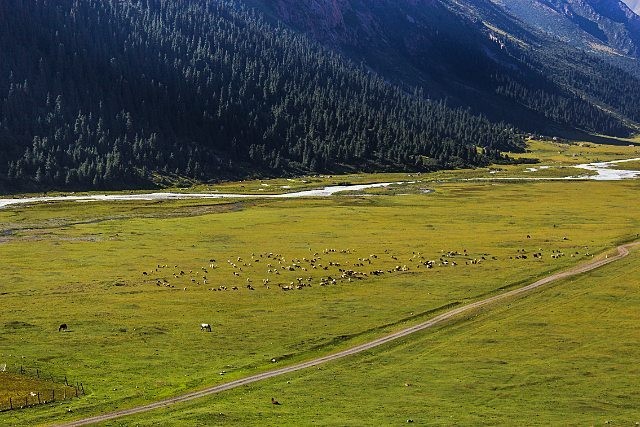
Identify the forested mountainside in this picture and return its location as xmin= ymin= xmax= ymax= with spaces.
xmin=0 ymin=0 xmax=524 ymax=193
xmin=246 ymin=0 xmax=640 ymax=137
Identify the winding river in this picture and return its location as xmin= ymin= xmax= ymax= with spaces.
xmin=574 ymin=157 xmax=640 ymax=181
xmin=0 ymin=157 xmax=638 ymax=209
xmin=0 ymin=182 xmax=402 ymax=209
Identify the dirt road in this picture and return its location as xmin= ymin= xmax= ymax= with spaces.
xmin=58 ymin=241 xmax=638 ymax=427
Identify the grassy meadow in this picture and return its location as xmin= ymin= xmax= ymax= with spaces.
xmin=0 ymin=140 xmax=639 ymax=425
xmin=114 ymin=244 xmax=640 ymax=426
xmin=610 ymin=160 xmax=640 ymax=170
xmin=0 ymin=371 xmax=77 ymax=412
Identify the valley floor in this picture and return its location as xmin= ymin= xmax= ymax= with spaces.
xmin=0 ymin=140 xmax=639 ymax=426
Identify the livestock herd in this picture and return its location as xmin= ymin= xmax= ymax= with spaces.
xmin=140 ymin=237 xmax=591 ymax=295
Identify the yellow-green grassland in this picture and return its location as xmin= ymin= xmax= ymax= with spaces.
xmin=1 ymin=139 xmax=639 ymax=425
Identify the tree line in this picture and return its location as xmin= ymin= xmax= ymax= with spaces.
xmin=0 ymin=0 xmax=525 ymax=192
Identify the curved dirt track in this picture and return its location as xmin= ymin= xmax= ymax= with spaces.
xmin=59 ymin=241 xmax=638 ymax=427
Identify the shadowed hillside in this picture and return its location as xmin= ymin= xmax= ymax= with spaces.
xmin=245 ymin=0 xmax=640 ymax=136
xmin=0 ymin=0 xmax=522 ymax=193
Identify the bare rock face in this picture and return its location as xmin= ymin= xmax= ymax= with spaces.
xmin=497 ymin=0 xmax=640 ymax=56
xmin=262 ymin=0 xmax=443 ymax=49
xmin=624 ymin=0 xmax=640 ymax=14
xmin=270 ymin=0 xmax=347 ymax=44
xmin=252 ymin=0 xmax=469 ymax=66
xmin=259 ymin=0 xmax=640 ymax=58
xmin=266 ymin=0 xmax=390 ymax=48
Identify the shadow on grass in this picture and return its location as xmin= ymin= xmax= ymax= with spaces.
xmin=559 ymin=129 xmax=640 ymax=146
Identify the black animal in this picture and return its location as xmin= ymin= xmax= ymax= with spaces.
xmin=58 ymin=323 xmax=68 ymax=332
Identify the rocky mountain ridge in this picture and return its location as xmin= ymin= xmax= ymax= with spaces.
xmin=624 ymin=0 xmax=640 ymax=14
xmin=244 ymin=0 xmax=640 ymax=136
xmin=496 ymin=0 xmax=640 ymax=57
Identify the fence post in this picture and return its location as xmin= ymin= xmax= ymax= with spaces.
xmin=65 ymin=375 xmax=68 ymax=386
xmin=80 ymin=383 xmax=85 ymax=395
xmin=20 ymin=365 xmax=24 ymax=374
xmin=75 ymin=386 xmax=78 ymax=398
xmin=52 ymin=389 xmax=55 ymax=402
xmin=37 ymin=392 xmax=41 ymax=404
xmin=63 ymin=389 xmax=66 ymax=400
xmin=36 ymin=368 xmax=39 ymax=378
xmin=9 ymin=397 xmax=12 ymax=410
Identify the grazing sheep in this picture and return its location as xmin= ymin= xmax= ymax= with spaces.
xmin=200 ymin=323 xmax=212 ymax=332
xmin=58 ymin=323 xmax=68 ymax=332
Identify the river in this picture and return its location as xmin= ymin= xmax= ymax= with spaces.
xmin=0 ymin=182 xmax=402 ymax=209
xmin=0 ymin=157 xmax=638 ymax=209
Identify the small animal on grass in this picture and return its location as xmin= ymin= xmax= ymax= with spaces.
xmin=271 ymin=397 xmax=281 ymax=405
xmin=58 ymin=323 xmax=68 ymax=332
xmin=200 ymin=323 xmax=212 ymax=332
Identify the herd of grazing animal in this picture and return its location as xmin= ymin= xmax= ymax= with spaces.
xmin=140 ymin=235 xmax=582 ymax=299
xmin=142 ymin=248 xmax=444 ymax=294
xmin=57 ymin=236 xmax=587 ymax=334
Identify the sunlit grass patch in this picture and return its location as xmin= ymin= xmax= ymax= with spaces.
xmin=0 ymin=164 xmax=639 ymax=425
xmin=609 ymin=160 xmax=640 ymax=170
xmin=118 ymin=248 xmax=640 ymax=426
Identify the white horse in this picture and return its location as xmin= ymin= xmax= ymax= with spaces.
xmin=200 ymin=323 xmax=212 ymax=332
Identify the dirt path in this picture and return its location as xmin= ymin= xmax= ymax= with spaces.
xmin=58 ymin=241 xmax=638 ymax=427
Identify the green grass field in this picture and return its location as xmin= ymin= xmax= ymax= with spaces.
xmin=1 ymin=140 xmax=639 ymax=426
xmin=113 ymin=246 xmax=640 ymax=426
xmin=0 ymin=371 xmax=77 ymax=412
xmin=610 ymin=159 xmax=640 ymax=170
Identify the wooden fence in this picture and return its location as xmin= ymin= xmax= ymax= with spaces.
xmin=0 ymin=366 xmax=85 ymax=412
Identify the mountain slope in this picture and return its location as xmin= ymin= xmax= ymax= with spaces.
xmin=495 ymin=0 xmax=640 ymax=57
xmin=624 ymin=0 xmax=640 ymax=14
xmin=0 ymin=0 xmax=521 ymax=193
xmin=1 ymin=0 xmax=638 ymax=193
xmin=245 ymin=0 xmax=640 ymax=137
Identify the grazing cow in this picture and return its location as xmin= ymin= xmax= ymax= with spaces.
xmin=271 ymin=397 xmax=281 ymax=405
xmin=58 ymin=323 xmax=68 ymax=332
xmin=200 ymin=323 xmax=212 ymax=332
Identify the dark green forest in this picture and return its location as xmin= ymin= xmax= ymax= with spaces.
xmin=0 ymin=0 xmax=525 ymax=192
